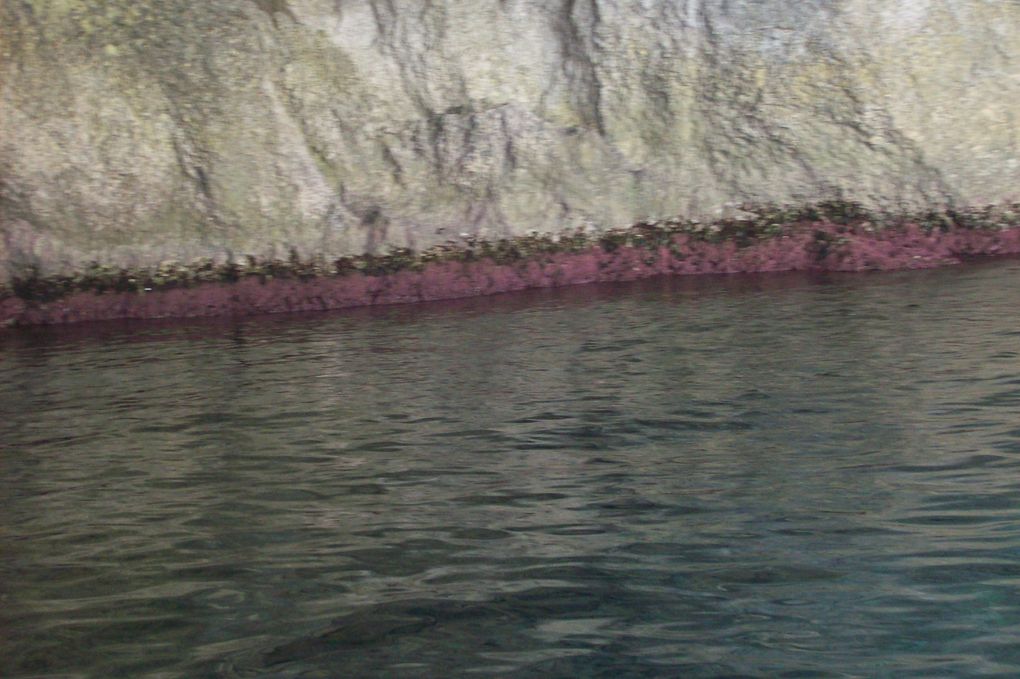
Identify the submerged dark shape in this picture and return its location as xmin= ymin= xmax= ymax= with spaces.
xmin=264 ymin=587 xmax=604 ymax=669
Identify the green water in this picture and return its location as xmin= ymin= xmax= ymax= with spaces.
xmin=4 ymin=264 xmax=1020 ymax=677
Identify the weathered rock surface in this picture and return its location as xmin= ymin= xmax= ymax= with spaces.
xmin=2 ymin=0 xmax=1019 ymax=283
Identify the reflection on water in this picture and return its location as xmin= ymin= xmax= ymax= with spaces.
xmin=4 ymin=264 xmax=1020 ymax=677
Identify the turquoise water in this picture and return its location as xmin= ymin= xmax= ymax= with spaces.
xmin=4 ymin=263 xmax=1020 ymax=677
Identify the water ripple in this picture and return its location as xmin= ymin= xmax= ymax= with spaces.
xmin=5 ymin=264 xmax=1020 ymax=676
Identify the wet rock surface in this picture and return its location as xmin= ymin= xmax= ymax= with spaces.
xmin=2 ymin=1 xmax=1019 ymax=288
xmin=4 ymin=209 xmax=1020 ymax=326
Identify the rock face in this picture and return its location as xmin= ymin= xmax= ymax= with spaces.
xmin=2 ymin=0 xmax=1019 ymax=283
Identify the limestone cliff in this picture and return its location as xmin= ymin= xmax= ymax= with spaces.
xmin=2 ymin=0 xmax=1019 ymax=283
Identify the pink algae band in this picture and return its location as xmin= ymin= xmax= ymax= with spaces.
xmin=4 ymin=223 xmax=1020 ymax=326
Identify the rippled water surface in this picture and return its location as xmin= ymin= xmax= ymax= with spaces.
xmin=5 ymin=263 xmax=1020 ymax=677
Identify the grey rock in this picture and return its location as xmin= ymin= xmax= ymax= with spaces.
xmin=2 ymin=0 xmax=1018 ymax=281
